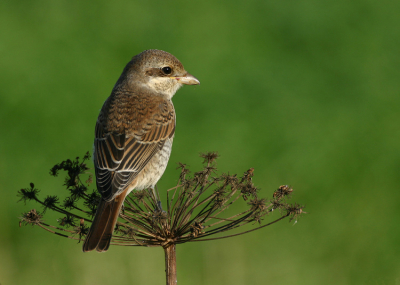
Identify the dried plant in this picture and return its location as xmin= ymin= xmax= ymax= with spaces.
xmin=18 ymin=152 xmax=305 ymax=284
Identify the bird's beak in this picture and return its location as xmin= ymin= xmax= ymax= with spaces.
xmin=172 ymin=73 xmax=200 ymax=85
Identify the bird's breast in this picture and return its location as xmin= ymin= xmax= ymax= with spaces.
xmin=133 ymin=137 xmax=174 ymax=191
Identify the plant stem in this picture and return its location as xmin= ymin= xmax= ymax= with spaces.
xmin=164 ymin=244 xmax=177 ymax=285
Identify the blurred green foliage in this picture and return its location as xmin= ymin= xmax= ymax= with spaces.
xmin=1 ymin=0 xmax=400 ymax=284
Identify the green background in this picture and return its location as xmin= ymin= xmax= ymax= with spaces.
xmin=1 ymin=0 xmax=400 ymax=284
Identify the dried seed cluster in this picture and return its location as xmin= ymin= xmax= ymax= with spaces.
xmin=18 ymin=152 xmax=305 ymax=247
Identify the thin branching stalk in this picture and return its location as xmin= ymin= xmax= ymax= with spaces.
xmin=18 ymin=152 xmax=305 ymax=285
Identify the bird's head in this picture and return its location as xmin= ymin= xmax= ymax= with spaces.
xmin=115 ymin=49 xmax=200 ymax=98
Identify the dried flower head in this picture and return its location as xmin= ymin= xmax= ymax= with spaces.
xmin=18 ymin=152 xmax=305 ymax=248
xmin=200 ymin=152 xmax=219 ymax=165
xmin=19 ymin=209 xmax=43 ymax=226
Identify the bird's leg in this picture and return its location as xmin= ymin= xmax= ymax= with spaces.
xmin=157 ymin=201 xmax=163 ymax=211
xmin=151 ymin=186 xmax=164 ymax=211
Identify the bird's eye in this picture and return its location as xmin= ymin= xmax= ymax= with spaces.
xmin=162 ymin=66 xmax=172 ymax=75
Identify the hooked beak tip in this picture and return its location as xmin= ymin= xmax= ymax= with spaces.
xmin=174 ymin=73 xmax=200 ymax=85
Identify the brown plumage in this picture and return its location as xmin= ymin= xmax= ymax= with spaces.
xmin=83 ymin=49 xmax=199 ymax=252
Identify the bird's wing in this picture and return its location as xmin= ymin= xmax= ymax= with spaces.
xmin=94 ymin=94 xmax=175 ymax=201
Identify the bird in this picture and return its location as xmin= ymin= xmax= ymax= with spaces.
xmin=83 ymin=49 xmax=200 ymax=252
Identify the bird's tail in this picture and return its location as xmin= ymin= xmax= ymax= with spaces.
xmin=82 ymin=191 xmax=127 ymax=252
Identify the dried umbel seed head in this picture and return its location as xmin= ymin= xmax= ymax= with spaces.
xmin=273 ymin=185 xmax=293 ymax=199
xmin=19 ymin=209 xmax=42 ymax=226
xmin=200 ymin=152 xmax=219 ymax=165
xmin=18 ymin=152 xmax=305 ymax=248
